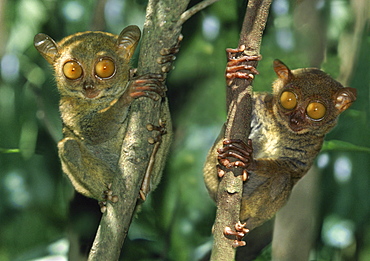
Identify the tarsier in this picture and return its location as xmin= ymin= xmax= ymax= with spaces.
xmin=204 ymin=49 xmax=357 ymax=246
xmin=34 ymin=25 xmax=173 ymax=211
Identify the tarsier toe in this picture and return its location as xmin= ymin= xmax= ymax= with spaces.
xmin=223 ymin=221 xmax=249 ymax=248
xmin=232 ymin=240 xmax=247 ymax=248
xmin=235 ymin=221 xmax=249 ymax=234
xmin=139 ymin=190 xmax=147 ymax=201
xmin=217 ymin=166 xmax=225 ymax=178
xmin=111 ymin=195 xmax=119 ymax=203
xmin=99 ymin=201 xmax=107 ymax=213
xmin=242 ymin=169 xmax=249 ymax=181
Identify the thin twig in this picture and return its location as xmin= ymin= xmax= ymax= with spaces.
xmin=177 ymin=0 xmax=220 ymax=27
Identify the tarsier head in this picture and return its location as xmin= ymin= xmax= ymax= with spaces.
xmin=272 ymin=59 xmax=357 ymax=135
xmin=34 ymin=25 xmax=141 ymax=99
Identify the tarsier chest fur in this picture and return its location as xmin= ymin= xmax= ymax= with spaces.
xmin=204 ymin=60 xmax=356 ymax=230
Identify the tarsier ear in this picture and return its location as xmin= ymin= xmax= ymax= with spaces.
xmin=117 ymin=25 xmax=141 ymax=61
xmin=273 ymin=59 xmax=293 ymax=82
xmin=334 ymin=87 xmax=357 ymax=113
xmin=34 ymin=33 xmax=59 ymax=65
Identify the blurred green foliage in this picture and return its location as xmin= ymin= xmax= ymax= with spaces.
xmin=0 ymin=0 xmax=369 ymax=260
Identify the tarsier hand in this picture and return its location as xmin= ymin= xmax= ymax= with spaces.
xmin=217 ymin=139 xmax=254 ymax=182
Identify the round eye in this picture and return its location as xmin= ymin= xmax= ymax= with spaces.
xmin=95 ymin=59 xmax=115 ymax=78
xmin=63 ymin=61 xmax=83 ymax=80
xmin=280 ymin=91 xmax=297 ymax=110
xmin=306 ymin=102 xmax=326 ymax=120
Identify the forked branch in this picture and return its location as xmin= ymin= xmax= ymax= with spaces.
xmin=87 ymin=0 xmax=218 ymax=260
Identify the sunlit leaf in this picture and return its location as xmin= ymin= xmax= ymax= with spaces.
xmin=322 ymin=140 xmax=370 ymax=154
xmin=0 ymin=148 xmax=20 ymax=153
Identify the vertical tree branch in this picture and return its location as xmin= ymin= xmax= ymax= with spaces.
xmin=88 ymin=0 xmax=217 ymax=260
xmin=90 ymin=0 xmax=108 ymax=31
xmin=211 ymin=0 xmax=272 ymax=260
xmin=0 ymin=0 xmax=7 ymax=57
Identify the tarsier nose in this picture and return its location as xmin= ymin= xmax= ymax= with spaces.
xmin=290 ymin=117 xmax=299 ymax=126
xmin=289 ymin=110 xmax=305 ymax=132
xmin=83 ymin=82 xmax=95 ymax=90
xmin=83 ymin=82 xmax=100 ymax=99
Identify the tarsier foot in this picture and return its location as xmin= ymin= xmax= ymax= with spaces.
xmin=99 ymin=183 xmax=118 ymax=213
xmin=217 ymin=139 xmax=253 ymax=181
xmin=146 ymin=119 xmax=167 ymax=144
xmin=226 ymin=45 xmax=261 ymax=84
xmin=224 ymin=221 xmax=250 ymax=248
xmin=129 ymin=73 xmax=166 ymax=101
xmin=157 ymin=34 xmax=183 ymax=73
xmin=139 ymin=119 xmax=167 ymax=201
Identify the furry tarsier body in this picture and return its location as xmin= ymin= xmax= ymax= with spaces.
xmin=204 ymin=59 xmax=356 ymax=231
xmin=34 ymin=25 xmax=171 ymax=208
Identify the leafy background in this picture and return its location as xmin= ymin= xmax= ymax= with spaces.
xmin=0 ymin=0 xmax=369 ymax=260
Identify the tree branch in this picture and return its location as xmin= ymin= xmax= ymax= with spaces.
xmin=177 ymin=0 xmax=220 ymax=27
xmin=87 ymin=0 xmax=217 ymax=260
xmin=90 ymin=0 xmax=108 ymax=31
xmin=210 ymin=0 xmax=272 ymax=260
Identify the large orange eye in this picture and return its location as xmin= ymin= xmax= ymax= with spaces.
xmin=307 ymin=102 xmax=326 ymax=120
xmin=95 ymin=58 xmax=115 ymax=79
xmin=280 ymin=91 xmax=297 ymax=110
xmin=63 ymin=61 xmax=83 ymax=80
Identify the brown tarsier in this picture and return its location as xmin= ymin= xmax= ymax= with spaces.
xmin=204 ymin=56 xmax=356 ymax=246
xmin=34 ymin=25 xmax=172 ymax=210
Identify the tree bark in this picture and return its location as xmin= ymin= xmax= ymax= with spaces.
xmin=210 ymin=1 xmax=272 ymax=260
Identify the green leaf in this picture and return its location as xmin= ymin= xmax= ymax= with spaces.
xmin=322 ymin=140 xmax=370 ymax=154
xmin=0 ymin=148 xmax=21 ymax=153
